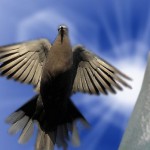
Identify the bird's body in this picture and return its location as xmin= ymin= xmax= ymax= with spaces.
xmin=40 ymin=27 xmax=75 ymax=131
xmin=0 ymin=25 xmax=132 ymax=150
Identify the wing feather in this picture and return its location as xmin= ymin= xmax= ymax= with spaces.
xmin=83 ymin=68 xmax=98 ymax=94
xmin=80 ymin=69 xmax=89 ymax=93
xmin=0 ymin=53 xmax=19 ymax=62
xmin=24 ymin=60 xmax=36 ymax=83
xmin=78 ymin=67 xmax=84 ymax=92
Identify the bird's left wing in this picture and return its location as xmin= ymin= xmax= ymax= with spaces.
xmin=72 ymin=45 xmax=131 ymax=95
xmin=0 ymin=39 xmax=51 ymax=92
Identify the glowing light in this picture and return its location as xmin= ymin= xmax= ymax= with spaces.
xmin=106 ymin=42 xmax=147 ymax=113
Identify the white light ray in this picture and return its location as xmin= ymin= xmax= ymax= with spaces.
xmin=96 ymin=8 xmax=119 ymax=54
xmin=113 ymin=0 xmax=125 ymax=43
xmin=107 ymin=42 xmax=147 ymax=114
xmin=140 ymin=8 xmax=150 ymax=43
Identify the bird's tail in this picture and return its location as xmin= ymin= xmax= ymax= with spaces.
xmin=6 ymin=95 xmax=88 ymax=150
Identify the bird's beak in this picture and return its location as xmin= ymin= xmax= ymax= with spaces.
xmin=58 ymin=27 xmax=65 ymax=43
xmin=60 ymin=28 xmax=64 ymax=43
xmin=58 ymin=25 xmax=68 ymax=43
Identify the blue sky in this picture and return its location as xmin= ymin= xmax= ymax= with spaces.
xmin=0 ymin=0 xmax=149 ymax=150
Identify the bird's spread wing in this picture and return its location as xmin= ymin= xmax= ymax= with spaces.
xmin=72 ymin=45 xmax=131 ymax=95
xmin=0 ymin=39 xmax=51 ymax=92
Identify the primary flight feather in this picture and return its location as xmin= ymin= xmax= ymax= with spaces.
xmin=1 ymin=25 xmax=131 ymax=150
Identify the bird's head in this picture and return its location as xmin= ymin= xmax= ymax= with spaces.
xmin=58 ymin=25 xmax=69 ymax=43
xmin=58 ymin=25 xmax=68 ymax=33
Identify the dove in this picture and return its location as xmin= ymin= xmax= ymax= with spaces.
xmin=0 ymin=25 xmax=131 ymax=150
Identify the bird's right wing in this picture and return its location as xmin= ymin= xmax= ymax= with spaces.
xmin=72 ymin=45 xmax=131 ymax=95
xmin=0 ymin=39 xmax=51 ymax=92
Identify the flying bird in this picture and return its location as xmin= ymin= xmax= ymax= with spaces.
xmin=0 ymin=25 xmax=131 ymax=150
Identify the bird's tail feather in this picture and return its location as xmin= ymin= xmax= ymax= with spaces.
xmin=6 ymin=96 xmax=88 ymax=150
xmin=35 ymin=126 xmax=54 ymax=150
xmin=6 ymin=95 xmax=38 ymax=144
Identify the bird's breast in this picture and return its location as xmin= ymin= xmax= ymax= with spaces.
xmin=44 ymin=48 xmax=73 ymax=77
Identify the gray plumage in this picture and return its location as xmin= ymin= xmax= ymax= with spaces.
xmin=0 ymin=25 xmax=131 ymax=150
